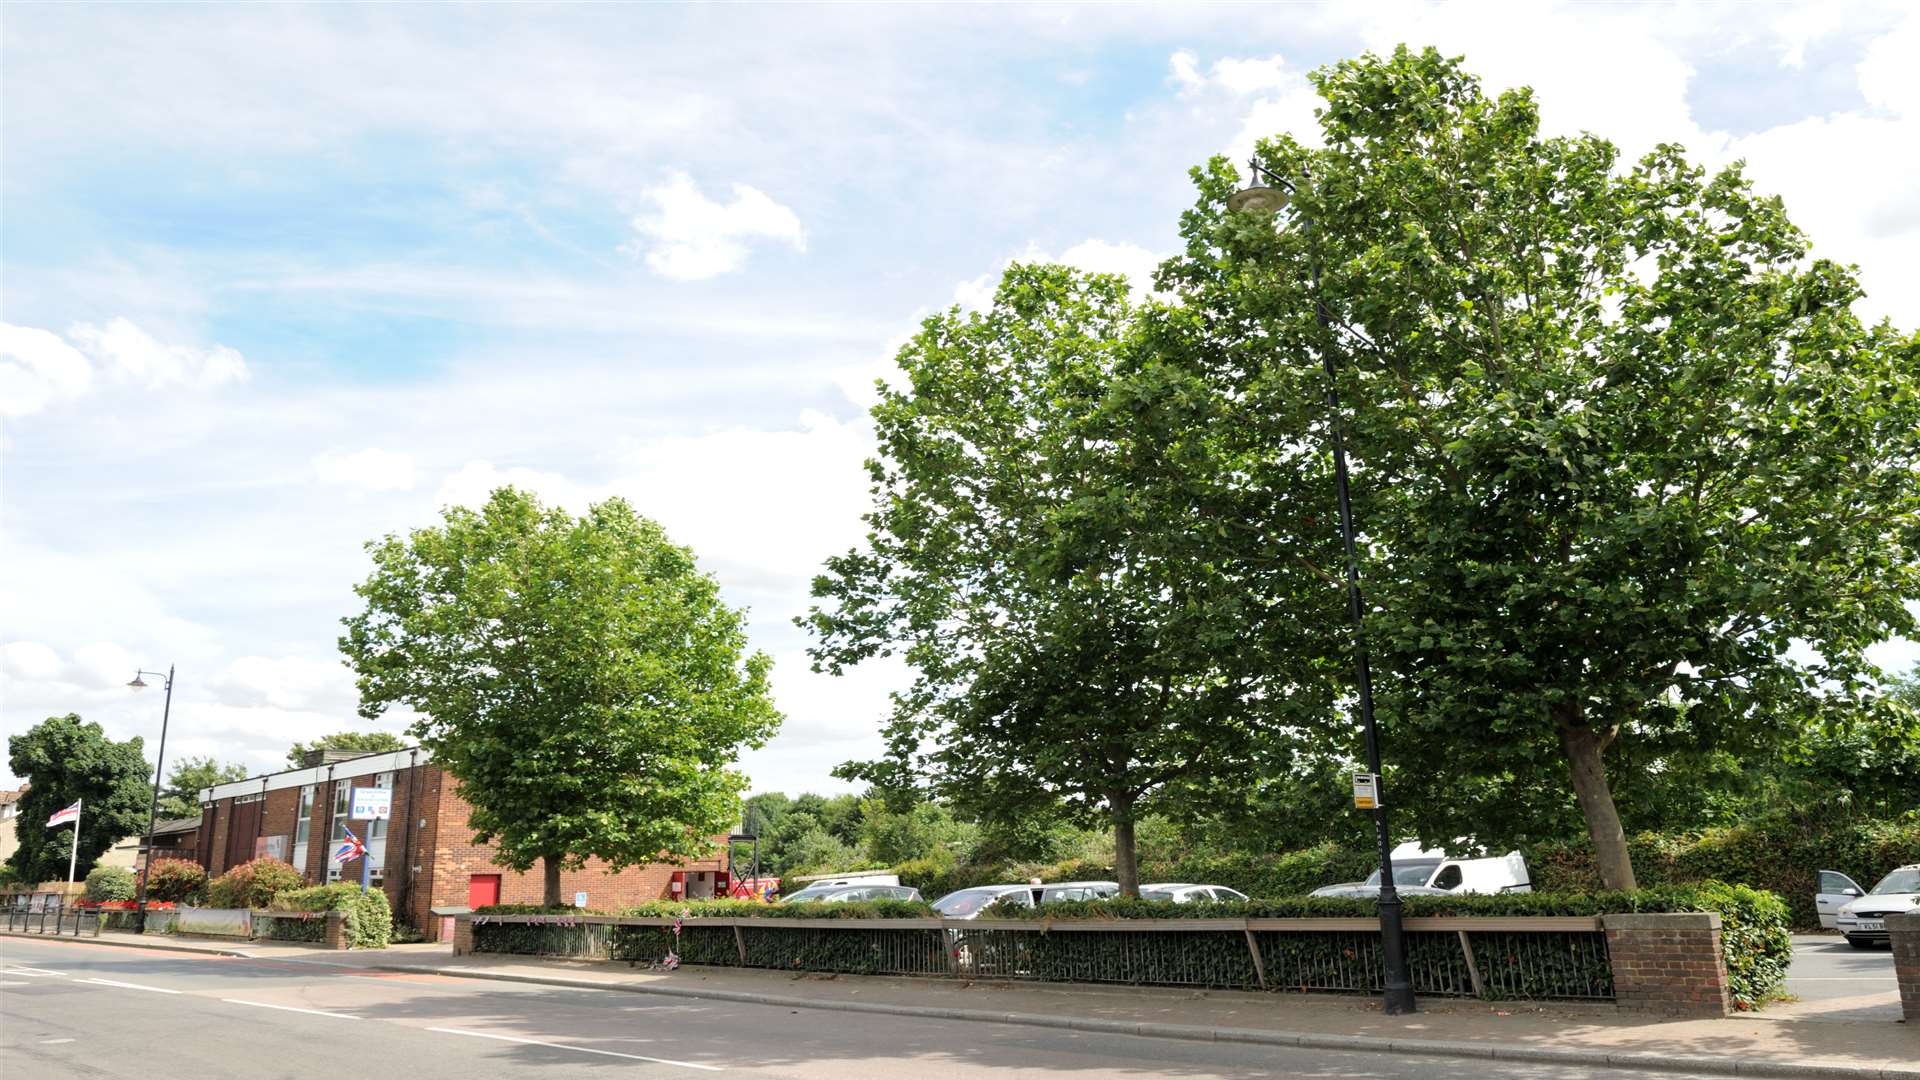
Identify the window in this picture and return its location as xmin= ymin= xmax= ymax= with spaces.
xmin=1431 ymin=865 xmax=1464 ymax=891
xmin=290 ymin=785 xmax=317 ymax=874
xmin=329 ymin=781 xmax=352 ymax=841
xmin=1818 ymin=871 xmax=1859 ymax=894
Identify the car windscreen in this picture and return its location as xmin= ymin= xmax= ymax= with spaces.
xmin=1363 ymin=861 xmax=1441 ymax=887
xmin=933 ymin=888 xmax=1019 ymax=916
xmin=1870 ymin=868 xmax=1920 ymax=894
xmin=1139 ymin=888 xmax=1178 ymax=901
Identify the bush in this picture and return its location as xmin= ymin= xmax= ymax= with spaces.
xmin=204 ymin=858 xmax=306 ymax=910
xmin=84 ymin=865 xmax=136 ymax=902
xmin=145 ymin=859 xmax=207 ymax=904
xmin=1530 ymin=812 xmax=1920 ymax=929
xmin=273 ymin=883 xmax=392 ymax=948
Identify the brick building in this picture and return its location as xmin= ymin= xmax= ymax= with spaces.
xmin=196 ymin=748 xmax=730 ymax=940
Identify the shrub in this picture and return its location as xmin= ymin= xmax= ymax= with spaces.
xmin=204 ymin=858 xmax=306 ymax=910
xmin=84 ymin=865 xmax=136 ymax=902
xmin=144 ymin=859 xmax=207 ymax=904
xmin=1530 ymin=812 xmax=1920 ymax=929
xmin=273 ymin=883 xmax=392 ymax=948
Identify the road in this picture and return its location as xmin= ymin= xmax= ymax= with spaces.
xmin=2 ymin=936 xmax=1747 ymax=1080
xmin=1777 ymin=933 xmax=1900 ymax=1022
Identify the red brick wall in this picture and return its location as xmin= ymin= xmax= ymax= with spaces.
xmin=206 ymin=801 xmax=232 ymax=876
xmin=1892 ymin=912 xmax=1920 ymax=1023
xmin=1602 ymin=913 xmax=1731 ymax=1016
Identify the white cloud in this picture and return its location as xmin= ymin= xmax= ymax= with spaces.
xmin=0 ymin=641 xmax=64 ymax=682
xmin=1165 ymin=50 xmax=1322 ymax=166
xmin=434 ymin=459 xmax=600 ymax=516
xmin=1858 ymin=11 xmax=1919 ymax=116
xmin=0 ymin=319 xmax=245 ymax=419
xmin=0 ymin=323 xmax=93 ymax=419
xmin=630 ymin=170 xmax=806 ymax=281
xmin=212 ymin=654 xmax=356 ymax=712
xmin=313 ymin=448 xmax=418 ymax=492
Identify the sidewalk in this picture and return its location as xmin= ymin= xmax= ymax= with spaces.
xmin=9 ymin=929 xmax=1916 ymax=1077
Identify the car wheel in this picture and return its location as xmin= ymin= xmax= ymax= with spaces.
xmin=1844 ymin=936 xmax=1877 ymax=949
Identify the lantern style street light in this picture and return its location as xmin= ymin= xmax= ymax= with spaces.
xmin=1229 ymin=159 xmax=1417 ymax=1016
xmin=128 ymin=664 xmax=176 ymax=932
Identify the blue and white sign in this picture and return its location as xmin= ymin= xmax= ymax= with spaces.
xmin=351 ymin=787 xmax=392 ymax=820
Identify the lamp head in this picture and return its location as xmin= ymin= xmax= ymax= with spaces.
xmin=1226 ymin=185 xmax=1290 ymax=217
xmin=128 ymin=673 xmax=148 ymax=690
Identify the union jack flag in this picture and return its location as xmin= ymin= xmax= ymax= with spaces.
xmin=332 ymin=827 xmax=366 ymax=864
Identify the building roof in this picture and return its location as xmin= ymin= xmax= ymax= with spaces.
xmin=200 ymin=746 xmax=427 ymax=802
xmin=0 ymin=785 xmax=27 ymax=806
xmin=149 ymin=817 xmax=201 ymax=836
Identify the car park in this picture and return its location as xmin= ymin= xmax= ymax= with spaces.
xmin=1140 ymin=883 xmax=1250 ymax=903
xmin=1310 ymin=842 xmax=1533 ymax=898
xmin=1825 ymin=864 xmax=1919 ymax=948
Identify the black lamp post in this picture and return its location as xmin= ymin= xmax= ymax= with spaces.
xmin=1228 ymin=161 xmax=1417 ymax=1015
xmin=128 ymin=665 xmax=175 ymax=933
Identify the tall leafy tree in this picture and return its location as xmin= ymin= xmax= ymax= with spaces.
xmin=341 ymin=487 xmax=783 ymax=905
xmin=806 ymin=265 xmax=1336 ymax=894
xmin=5 ymin=715 xmax=152 ymax=883
xmin=157 ymin=756 xmax=248 ymax=819
xmin=1172 ymin=47 xmax=1920 ymax=888
xmin=285 ymin=731 xmax=407 ymax=767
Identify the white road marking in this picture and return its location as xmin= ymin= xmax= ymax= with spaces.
xmin=1788 ymin=976 xmax=1897 ymax=981
xmin=5 ymin=967 xmax=65 ymax=976
xmin=0 ymin=980 xmax=28 ymax=987
xmin=222 ymin=998 xmax=362 ymax=1019
xmin=41 ymin=1038 xmax=75 ymax=1044
xmin=78 ymin=977 xmax=182 ymax=994
xmin=427 ymin=1027 xmax=723 ymax=1071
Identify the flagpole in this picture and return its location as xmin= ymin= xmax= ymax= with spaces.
xmin=67 ymin=798 xmax=82 ymax=884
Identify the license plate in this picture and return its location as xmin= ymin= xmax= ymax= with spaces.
xmin=1857 ymin=920 xmax=1884 ymax=931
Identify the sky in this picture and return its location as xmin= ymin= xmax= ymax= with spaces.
xmin=3 ymin=1 xmax=1918 ymax=794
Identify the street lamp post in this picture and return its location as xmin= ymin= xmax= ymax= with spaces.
xmin=1228 ymin=161 xmax=1418 ymax=1016
xmin=128 ymin=665 xmax=176 ymax=933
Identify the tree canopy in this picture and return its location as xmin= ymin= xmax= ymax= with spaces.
xmin=5 ymin=714 xmax=152 ymax=884
xmin=157 ymin=756 xmax=248 ymax=818
xmin=805 ymin=264 xmax=1338 ymax=894
xmin=1170 ymin=46 xmax=1920 ymax=887
xmin=285 ymin=731 xmax=407 ymax=767
xmin=341 ymin=487 xmax=783 ymax=904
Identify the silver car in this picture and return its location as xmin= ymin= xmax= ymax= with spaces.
xmin=1140 ymin=883 xmax=1250 ymax=903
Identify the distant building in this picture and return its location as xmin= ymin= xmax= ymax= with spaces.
xmin=196 ymin=748 xmax=730 ymax=940
xmin=0 ymin=785 xmax=26 ymax=868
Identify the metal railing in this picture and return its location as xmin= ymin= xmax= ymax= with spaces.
xmin=3 ymin=894 xmax=101 ymax=938
xmin=466 ymin=913 xmax=1614 ymax=1001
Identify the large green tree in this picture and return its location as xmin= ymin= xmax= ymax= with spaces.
xmin=341 ymin=487 xmax=783 ymax=905
xmin=285 ymin=731 xmax=407 ymax=767
xmin=1173 ymin=47 xmax=1920 ymax=888
xmin=156 ymin=756 xmax=248 ymax=819
xmin=6 ymin=715 xmax=152 ymax=884
xmin=806 ymin=264 xmax=1337 ymax=894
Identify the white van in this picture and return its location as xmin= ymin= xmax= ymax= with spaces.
xmin=1310 ymin=842 xmax=1532 ymax=898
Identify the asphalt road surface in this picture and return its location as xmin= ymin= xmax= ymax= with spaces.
xmin=1778 ymin=933 xmax=1900 ymax=1021
xmin=2 ymin=936 xmax=1749 ymax=1080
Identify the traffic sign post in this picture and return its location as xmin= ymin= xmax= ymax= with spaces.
xmin=1352 ymin=772 xmax=1381 ymax=811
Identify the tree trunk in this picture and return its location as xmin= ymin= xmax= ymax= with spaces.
xmin=543 ymin=855 xmax=563 ymax=907
xmin=1557 ymin=709 xmax=1637 ymax=892
xmin=1111 ymin=796 xmax=1139 ymax=898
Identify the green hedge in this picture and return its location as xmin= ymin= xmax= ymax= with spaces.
xmin=84 ymin=865 xmax=136 ymax=902
xmin=254 ymin=912 xmax=328 ymax=943
xmin=206 ymin=858 xmax=306 ymax=910
xmin=272 ymin=883 xmax=391 ymax=948
xmin=1531 ymin=813 xmax=1919 ymax=930
xmin=145 ymin=859 xmax=207 ymax=904
xmin=474 ymin=898 xmax=938 ymax=920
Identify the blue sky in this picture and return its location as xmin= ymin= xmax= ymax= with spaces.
xmin=3 ymin=1 xmax=1917 ymax=792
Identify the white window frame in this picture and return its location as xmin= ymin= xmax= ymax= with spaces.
xmin=290 ymin=784 xmax=317 ymax=874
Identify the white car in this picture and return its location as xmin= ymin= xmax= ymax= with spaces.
xmin=931 ymin=884 xmax=1038 ymax=919
xmin=1140 ymin=883 xmax=1250 ymax=903
xmin=1311 ymin=842 xmax=1533 ymax=898
xmin=1038 ymin=880 xmax=1119 ymax=903
xmin=1819 ymin=865 xmax=1919 ymax=949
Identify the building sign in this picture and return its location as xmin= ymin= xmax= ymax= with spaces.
xmin=574 ymin=891 xmax=588 ymax=909
xmin=1352 ymin=772 xmax=1381 ymax=810
xmin=255 ymin=834 xmax=289 ymax=862
xmin=351 ymin=787 xmax=392 ymax=820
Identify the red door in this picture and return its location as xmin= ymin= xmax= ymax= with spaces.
xmin=467 ymin=874 xmax=501 ymax=908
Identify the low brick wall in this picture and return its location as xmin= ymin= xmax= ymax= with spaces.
xmin=1891 ymin=911 xmax=1920 ymax=1023
xmin=1601 ymin=912 xmax=1729 ymax=1016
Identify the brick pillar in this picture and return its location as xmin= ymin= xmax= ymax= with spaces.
xmin=452 ymin=914 xmax=473 ymax=956
xmin=1891 ymin=912 xmax=1920 ymax=1023
xmin=1601 ymin=912 xmax=1730 ymax=1016
xmin=323 ymin=911 xmax=347 ymax=950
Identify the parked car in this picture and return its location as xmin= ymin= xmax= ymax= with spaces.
xmin=782 ymin=883 xmax=922 ymax=905
xmin=1822 ymin=865 xmax=1920 ymax=949
xmin=1815 ymin=869 xmax=1868 ymax=929
xmin=1140 ymin=883 xmax=1250 ymax=903
xmin=1310 ymin=842 xmax=1533 ymax=898
xmin=1039 ymin=881 xmax=1119 ymax=903
xmin=931 ymin=884 xmax=1038 ymax=919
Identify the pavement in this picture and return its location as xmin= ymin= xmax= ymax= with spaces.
xmin=3 ymin=928 xmax=1915 ymax=1079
